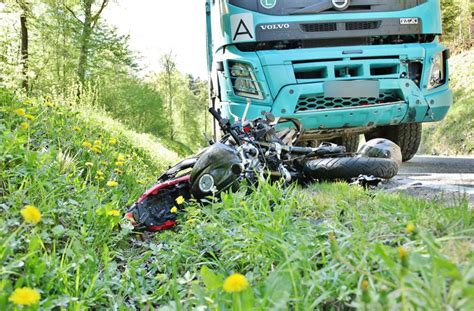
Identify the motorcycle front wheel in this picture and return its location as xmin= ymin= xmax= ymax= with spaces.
xmin=303 ymin=157 xmax=399 ymax=181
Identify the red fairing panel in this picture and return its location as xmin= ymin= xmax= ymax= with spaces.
xmin=137 ymin=175 xmax=191 ymax=204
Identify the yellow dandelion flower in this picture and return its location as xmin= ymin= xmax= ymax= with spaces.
xmin=9 ymin=287 xmax=41 ymax=306
xmin=15 ymin=108 xmax=26 ymax=116
xmin=85 ymin=162 xmax=93 ymax=167
xmin=186 ymin=218 xmax=196 ymax=225
xmin=82 ymin=141 xmax=92 ymax=149
xmin=170 ymin=206 xmax=178 ymax=213
xmin=45 ymin=101 xmax=54 ymax=108
xmin=94 ymin=139 xmax=102 ymax=146
xmin=25 ymin=114 xmax=35 ymax=121
xmin=107 ymin=180 xmax=119 ymax=188
xmin=96 ymin=170 xmax=104 ymax=176
xmin=117 ymin=154 xmax=126 ymax=162
xmin=405 ymin=223 xmax=416 ymax=234
xmin=91 ymin=146 xmax=101 ymax=154
xmin=20 ymin=122 xmax=29 ymax=130
xmin=20 ymin=205 xmax=41 ymax=225
xmin=115 ymin=161 xmax=125 ymax=167
xmin=107 ymin=210 xmax=121 ymax=217
xmin=361 ymin=279 xmax=371 ymax=303
xmin=73 ymin=126 xmax=82 ymax=132
xmin=114 ymin=168 xmax=123 ymax=174
xmin=223 ymin=273 xmax=249 ymax=293
xmin=109 ymin=137 xmax=117 ymax=145
xmin=398 ymin=246 xmax=408 ymax=259
xmin=175 ymin=196 xmax=185 ymax=205
xmin=361 ymin=280 xmax=369 ymax=291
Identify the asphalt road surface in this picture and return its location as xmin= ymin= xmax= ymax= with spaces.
xmin=382 ymin=155 xmax=474 ymax=206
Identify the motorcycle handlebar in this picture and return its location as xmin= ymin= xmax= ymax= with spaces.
xmin=209 ymin=107 xmax=242 ymax=146
xmin=209 ymin=107 xmax=346 ymax=156
xmin=209 ymin=107 xmax=223 ymax=124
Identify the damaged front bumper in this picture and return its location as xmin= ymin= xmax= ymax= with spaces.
xmin=221 ymin=78 xmax=452 ymax=137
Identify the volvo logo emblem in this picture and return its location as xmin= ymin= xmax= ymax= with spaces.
xmin=332 ymin=0 xmax=351 ymax=11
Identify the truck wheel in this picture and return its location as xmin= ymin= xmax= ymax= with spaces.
xmin=365 ymin=123 xmax=422 ymax=162
xmin=332 ymin=135 xmax=360 ymax=153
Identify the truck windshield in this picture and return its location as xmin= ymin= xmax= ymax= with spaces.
xmin=228 ymin=0 xmax=427 ymax=16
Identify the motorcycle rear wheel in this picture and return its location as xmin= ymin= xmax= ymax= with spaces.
xmin=304 ymin=157 xmax=399 ymax=181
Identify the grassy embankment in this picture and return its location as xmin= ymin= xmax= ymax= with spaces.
xmin=421 ymin=49 xmax=474 ymax=155
xmin=1 ymin=89 xmax=473 ymax=310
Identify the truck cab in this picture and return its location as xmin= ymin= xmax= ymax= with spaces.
xmin=205 ymin=0 xmax=452 ymax=161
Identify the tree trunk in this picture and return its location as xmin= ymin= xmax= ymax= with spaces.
xmin=167 ymin=70 xmax=174 ymax=141
xmin=78 ymin=3 xmax=93 ymax=86
xmin=20 ymin=13 xmax=28 ymax=93
xmin=204 ymin=103 xmax=208 ymax=135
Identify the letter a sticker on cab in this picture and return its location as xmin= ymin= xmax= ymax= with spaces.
xmin=231 ymin=13 xmax=255 ymax=43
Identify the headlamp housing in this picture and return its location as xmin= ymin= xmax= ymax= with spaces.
xmin=427 ymin=51 xmax=447 ymax=90
xmin=229 ymin=61 xmax=264 ymax=100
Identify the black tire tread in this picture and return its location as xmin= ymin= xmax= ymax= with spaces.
xmin=304 ymin=157 xmax=399 ymax=180
xmin=387 ymin=123 xmax=422 ymax=162
xmin=332 ymin=135 xmax=360 ymax=153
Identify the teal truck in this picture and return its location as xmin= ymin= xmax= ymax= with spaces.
xmin=205 ymin=0 xmax=452 ymax=161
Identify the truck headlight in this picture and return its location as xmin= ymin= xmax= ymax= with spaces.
xmin=229 ymin=61 xmax=264 ymax=100
xmin=427 ymin=52 xmax=446 ymax=90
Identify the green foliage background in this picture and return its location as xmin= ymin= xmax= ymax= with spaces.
xmin=441 ymin=0 xmax=473 ymax=50
xmin=0 ymin=0 xmax=210 ymax=154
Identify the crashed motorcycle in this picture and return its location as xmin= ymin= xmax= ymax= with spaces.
xmin=125 ymin=105 xmax=402 ymax=231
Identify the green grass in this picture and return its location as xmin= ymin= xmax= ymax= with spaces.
xmin=1 ymin=89 xmax=473 ymax=310
xmin=421 ymin=49 xmax=474 ymax=155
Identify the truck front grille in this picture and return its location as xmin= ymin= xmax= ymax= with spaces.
xmin=346 ymin=21 xmax=381 ymax=31
xmin=301 ymin=23 xmax=337 ymax=32
xmin=300 ymin=21 xmax=381 ymax=33
xmin=295 ymin=91 xmax=403 ymax=113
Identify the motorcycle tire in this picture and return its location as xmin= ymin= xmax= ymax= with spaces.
xmin=303 ymin=156 xmax=399 ymax=181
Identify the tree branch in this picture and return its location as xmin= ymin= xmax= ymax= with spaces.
xmin=91 ymin=0 xmax=109 ymax=28
xmin=65 ymin=5 xmax=84 ymax=24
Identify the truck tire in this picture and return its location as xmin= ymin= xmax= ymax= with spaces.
xmin=304 ymin=157 xmax=399 ymax=181
xmin=332 ymin=135 xmax=360 ymax=153
xmin=365 ymin=123 xmax=421 ymax=162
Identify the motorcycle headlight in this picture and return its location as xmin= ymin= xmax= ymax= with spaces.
xmin=427 ymin=52 xmax=446 ymax=90
xmin=229 ymin=61 xmax=264 ymax=100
